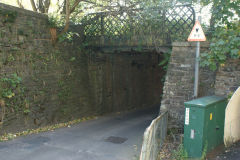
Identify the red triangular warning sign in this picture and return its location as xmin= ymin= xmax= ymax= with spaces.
xmin=188 ymin=21 xmax=206 ymax=41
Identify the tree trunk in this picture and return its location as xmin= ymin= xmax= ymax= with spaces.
xmin=208 ymin=0 xmax=218 ymax=36
xmin=30 ymin=0 xmax=37 ymax=12
xmin=44 ymin=0 xmax=51 ymax=13
xmin=16 ymin=0 xmax=24 ymax=9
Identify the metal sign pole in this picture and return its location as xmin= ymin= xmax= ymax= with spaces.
xmin=194 ymin=0 xmax=201 ymax=98
xmin=194 ymin=41 xmax=200 ymax=98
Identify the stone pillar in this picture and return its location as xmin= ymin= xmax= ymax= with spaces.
xmin=160 ymin=42 xmax=215 ymax=127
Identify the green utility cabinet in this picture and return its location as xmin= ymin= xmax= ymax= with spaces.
xmin=184 ymin=96 xmax=227 ymax=158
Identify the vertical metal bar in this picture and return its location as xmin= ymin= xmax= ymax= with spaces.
xmin=194 ymin=41 xmax=200 ymax=98
xmin=194 ymin=0 xmax=201 ymax=98
xmin=100 ymin=14 xmax=104 ymax=45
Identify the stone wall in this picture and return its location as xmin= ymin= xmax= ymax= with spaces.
xmin=160 ymin=42 xmax=216 ymax=126
xmin=215 ymin=59 xmax=240 ymax=97
xmin=160 ymin=42 xmax=240 ymax=127
xmin=0 ymin=3 xmax=165 ymax=134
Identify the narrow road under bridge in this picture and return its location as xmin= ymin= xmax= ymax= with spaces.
xmin=0 ymin=106 xmax=159 ymax=160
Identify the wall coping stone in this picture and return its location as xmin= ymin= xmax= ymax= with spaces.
xmin=0 ymin=2 xmax=47 ymax=19
xmin=172 ymin=42 xmax=210 ymax=48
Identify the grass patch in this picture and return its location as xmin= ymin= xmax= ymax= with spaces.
xmin=172 ymin=144 xmax=188 ymax=160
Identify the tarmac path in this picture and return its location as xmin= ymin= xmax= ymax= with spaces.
xmin=0 ymin=106 xmax=159 ymax=160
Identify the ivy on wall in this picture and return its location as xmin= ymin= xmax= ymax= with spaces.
xmin=201 ymin=22 xmax=240 ymax=70
xmin=0 ymin=9 xmax=17 ymax=23
xmin=199 ymin=0 xmax=240 ymax=70
xmin=0 ymin=73 xmax=28 ymax=125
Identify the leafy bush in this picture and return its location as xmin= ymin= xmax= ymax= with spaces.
xmin=201 ymin=22 xmax=240 ymax=70
xmin=0 ymin=73 xmax=22 ymax=99
xmin=199 ymin=0 xmax=240 ymax=70
xmin=47 ymin=13 xmax=65 ymax=28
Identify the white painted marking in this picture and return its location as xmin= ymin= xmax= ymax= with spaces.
xmin=185 ymin=108 xmax=190 ymax=125
xmin=191 ymin=129 xmax=195 ymax=139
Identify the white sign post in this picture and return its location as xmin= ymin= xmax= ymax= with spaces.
xmin=188 ymin=2 xmax=206 ymax=98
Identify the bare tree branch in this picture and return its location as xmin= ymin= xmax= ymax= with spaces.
xmin=69 ymin=0 xmax=120 ymax=14
xmin=16 ymin=0 xmax=24 ymax=9
xmin=44 ymin=0 xmax=51 ymax=13
xmin=39 ymin=0 xmax=45 ymax=13
xmin=70 ymin=0 xmax=83 ymax=14
xmin=60 ymin=0 xmax=70 ymax=36
xmin=30 ymin=0 xmax=51 ymax=13
xmin=30 ymin=0 xmax=37 ymax=12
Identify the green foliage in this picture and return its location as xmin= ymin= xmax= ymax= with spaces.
xmin=159 ymin=52 xmax=171 ymax=71
xmin=159 ymin=51 xmax=171 ymax=83
xmin=70 ymin=57 xmax=76 ymax=62
xmin=5 ymin=54 xmax=15 ymax=64
xmin=0 ymin=73 xmax=27 ymax=116
xmin=47 ymin=13 xmax=62 ymax=28
xmin=201 ymin=22 xmax=240 ymax=70
xmin=201 ymin=142 xmax=208 ymax=160
xmin=47 ymin=13 xmax=80 ymax=43
xmin=172 ymin=144 xmax=188 ymax=160
xmin=57 ymin=79 xmax=71 ymax=102
xmin=82 ymin=0 xmax=194 ymax=48
xmin=198 ymin=0 xmax=240 ymax=70
xmin=17 ymin=29 xmax=25 ymax=36
xmin=136 ymin=0 xmax=188 ymax=8
xmin=23 ymin=109 xmax=31 ymax=114
xmin=227 ymin=92 xmax=233 ymax=101
xmin=58 ymin=32 xmax=80 ymax=43
xmin=205 ymin=0 xmax=240 ymax=27
xmin=0 ymin=73 xmax=22 ymax=99
xmin=0 ymin=9 xmax=17 ymax=23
